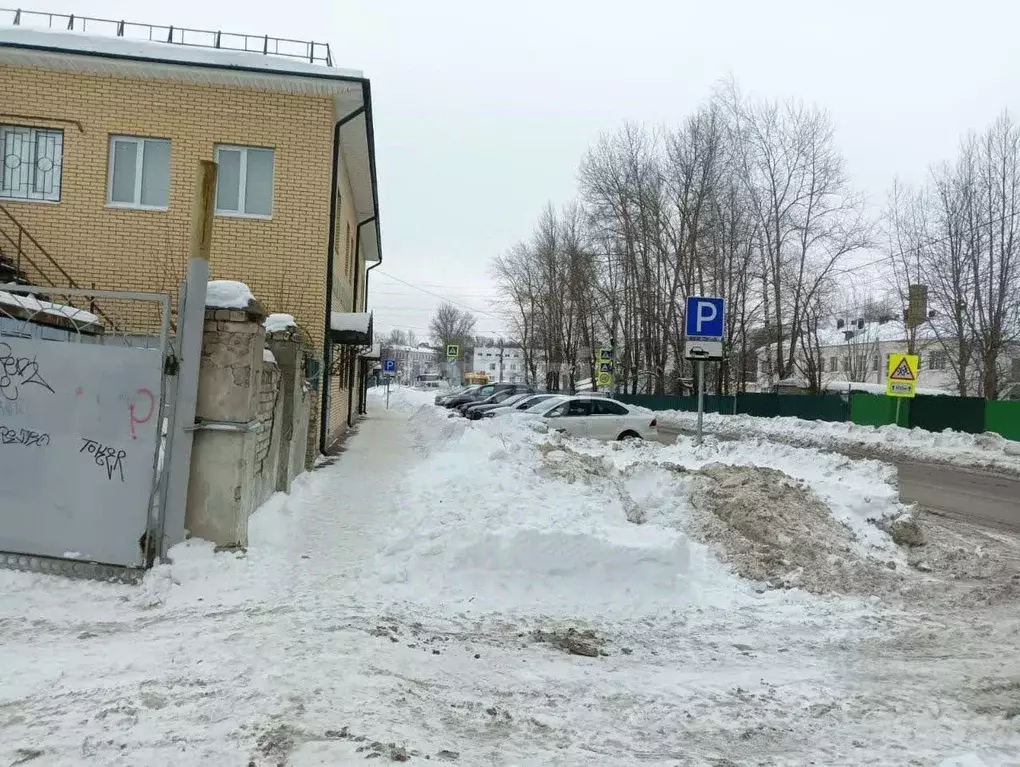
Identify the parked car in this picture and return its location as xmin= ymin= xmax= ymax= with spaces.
xmin=525 ymin=396 xmax=658 ymax=441
xmin=435 ymin=385 xmax=477 ymax=406
xmin=456 ymin=384 xmax=534 ymax=416
xmin=443 ymin=382 xmax=523 ymax=410
xmin=463 ymin=390 xmax=535 ymax=420
xmin=484 ymin=393 xmax=558 ymax=417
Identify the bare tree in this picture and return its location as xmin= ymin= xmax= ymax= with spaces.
xmin=428 ymin=303 xmax=476 ymax=351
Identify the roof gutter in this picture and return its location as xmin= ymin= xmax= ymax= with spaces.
xmin=319 ymin=104 xmax=365 ymax=454
xmin=362 ymin=79 xmax=383 ymax=317
xmin=348 ymin=214 xmax=375 ymax=427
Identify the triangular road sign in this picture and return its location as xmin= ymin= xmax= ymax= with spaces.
xmin=890 ymin=358 xmax=915 ymax=381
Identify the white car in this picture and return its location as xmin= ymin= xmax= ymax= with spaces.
xmin=527 ymin=395 xmax=658 ymax=441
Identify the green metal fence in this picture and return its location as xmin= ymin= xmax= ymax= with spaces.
xmin=616 ymin=390 xmax=1020 ymax=442
xmin=909 ymin=394 xmax=987 ymax=435
xmin=985 ymin=400 xmax=1020 ymax=441
xmin=850 ymin=394 xmax=910 ymax=428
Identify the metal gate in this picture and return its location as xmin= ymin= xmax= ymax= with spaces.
xmin=0 ymin=285 xmax=174 ymax=577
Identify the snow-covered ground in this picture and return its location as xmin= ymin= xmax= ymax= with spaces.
xmin=2 ymin=385 xmax=1020 ymax=765
xmin=656 ymin=409 xmax=1020 ymax=474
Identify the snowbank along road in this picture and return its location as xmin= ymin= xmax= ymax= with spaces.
xmin=657 ymin=422 xmax=1020 ymax=533
xmin=2 ymin=386 xmax=1019 ymax=766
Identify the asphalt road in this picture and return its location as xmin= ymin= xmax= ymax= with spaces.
xmin=657 ymin=427 xmax=1020 ymax=533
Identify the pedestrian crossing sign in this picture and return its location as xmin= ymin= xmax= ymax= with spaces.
xmin=886 ymin=353 xmax=919 ymax=398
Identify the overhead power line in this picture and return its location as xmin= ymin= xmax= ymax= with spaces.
xmin=372 ymin=269 xmax=504 ymax=321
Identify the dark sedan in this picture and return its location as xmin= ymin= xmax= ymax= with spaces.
xmin=462 ymin=390 xmax=535 ymax=419
xmin=442 ymin=382 xmax=519 ymax=409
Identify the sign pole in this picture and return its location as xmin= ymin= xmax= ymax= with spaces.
xmin=895 ymin=398 xmax=901 ymax=427
xmin=696 ymin=360 xmax=705 ymax=446
xmin=386 ymin=376 xmax=390 ymax=410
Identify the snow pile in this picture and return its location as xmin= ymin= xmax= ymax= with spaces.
xmin=372 ymin=407 xmax=748 ymax=615
xmin=206 ymin=279 xmax=255 ymax=309
xmin=657 ymin=410 xmax=1020 ymax=472
xmin=262 ymin=348 xmax=277 ymax=364
xmin=370 ymin=405 xmax=906 ymax=616
xmin=264 ymin=313 xmax=297 ymax=333
xmin=0 ymin=289 xmax=100 ymax=326
xmin=686 ymin=464 xmax=901 ymax=595
xmin=366 ymin=384 xmax=437 ymax=414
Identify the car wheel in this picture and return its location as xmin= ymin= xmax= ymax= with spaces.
xmin=617 ymin=431 xmax=641 ymax=441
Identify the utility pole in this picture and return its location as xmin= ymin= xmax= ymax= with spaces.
xmin=499 ymin=338 xmax=504 ymax=383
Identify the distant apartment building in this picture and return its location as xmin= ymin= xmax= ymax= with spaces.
xmin=755 ymin=319 xmax=1020 ymax=396
xmin=472 ymin=345 xmax=547 ymax=384
xmin=0 ymin=11 xmax=381 ymax=453
xmin=380 ymin=343 xmax=438 ymax=383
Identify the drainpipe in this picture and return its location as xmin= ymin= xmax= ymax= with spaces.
xmin=347 ymin=215 xmax=375 ymax=427
xmin=320 ymin=105 xmax=365 ymax=454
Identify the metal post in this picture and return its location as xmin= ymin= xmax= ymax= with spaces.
xmin=895 ymin=398 xmax=902 ymax=428
xmin=386 ymin=376 xmax=391 ymax=410
xmin=696 ymin=360 xmax=705 ymax=446
xmin=161 ymin=160 xmax=216 ymax=556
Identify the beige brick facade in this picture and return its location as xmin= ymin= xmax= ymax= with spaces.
xmin=0 ymin=61 xmax=369 ymax=451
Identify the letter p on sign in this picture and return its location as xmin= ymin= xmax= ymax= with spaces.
xmin=685 ymin=296 xmax=725 ymax=339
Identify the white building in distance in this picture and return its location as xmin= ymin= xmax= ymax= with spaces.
xmin=755 ymin=319 xmax=1020 ymax=396
xmin=380 ymin=344 xmax=439 ymax=383
xmin=472 ymin=345 xmax=547 ymax=384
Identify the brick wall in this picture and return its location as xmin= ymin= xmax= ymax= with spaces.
xmin=0 ymin=61 xmax=366 ymax=455
xmin=255 ymin=359 xmax=281 ymax=479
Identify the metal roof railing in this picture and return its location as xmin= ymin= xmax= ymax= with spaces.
xmin=1 ymin=7 xmax=334 ymax=66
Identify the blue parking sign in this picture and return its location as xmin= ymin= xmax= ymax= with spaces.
xmin=685 ymin=296 xmax=725 ymax=339
xmin=383 ymin=359 xmax=396 ymax=373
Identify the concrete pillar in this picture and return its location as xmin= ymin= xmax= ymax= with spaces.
xmin=266 ymin=322 xmax=309 ymax=493
xmin=185 ymin=303 xmax=266 ymax=547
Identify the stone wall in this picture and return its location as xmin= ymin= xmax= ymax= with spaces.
xmin=184 ymin=302 xmax=313 ymax=548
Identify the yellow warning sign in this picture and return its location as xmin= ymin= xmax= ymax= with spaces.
xmin=596 ymin=371 xmax=614 ymax=388
xmin=886 ymin=353 xmax=919 ymax=398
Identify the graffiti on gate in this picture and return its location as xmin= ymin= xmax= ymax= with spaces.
xmin=0 ymin=424 xmax=50 ymax=447
xmin=128 ymin=388 xmax=156 ymax=440
xmin=79 ymin=438 xmax=128 ymax=482
xmin=0 ymin=342 xmax=54 ymax=401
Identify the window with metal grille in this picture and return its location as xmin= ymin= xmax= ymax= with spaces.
xmin=929 ymin=350 xmax=948 ymax=370
xmin=0 ymin=125 xmax=63 ymax=202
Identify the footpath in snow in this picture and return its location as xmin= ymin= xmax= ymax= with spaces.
xmin=1 ymin=385 xmax=1019 ymax=766
xmin=656 ymin=409 xmax=1020 ymax=474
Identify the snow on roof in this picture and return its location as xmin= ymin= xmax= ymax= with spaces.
xmin=0 ymin=26 xmax=363 ymax=79
xmin=330 ymin=312 xmax=371 ymax=334
xmin=383 ymin=344 xmax=437 ymax=354
xmin=822 ymin=380 xmax=953 ymax=397
xmin=361 ymin=342 xmax=382 ymax=359
xmin=0 ymin=290 xmax=100 ymax=326
xmin=760 ymin=320 xmax=940 ymax=353
xmin=262 ymin=348 xmax=277 ymax=365
xmin=206 ymin=280 xmax=255 ymax=310
xmin=264 ymin=313 xmax=297 ymax=333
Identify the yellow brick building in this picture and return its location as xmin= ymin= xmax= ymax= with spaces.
xmin=0 ymin=15 xmax=381 ymax=453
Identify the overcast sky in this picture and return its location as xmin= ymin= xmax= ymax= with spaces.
xmin=16 ymin=0 xmax=1020 ymax=340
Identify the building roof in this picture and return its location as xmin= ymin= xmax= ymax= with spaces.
xmin=0 ymin=23 xmax=381 ymax=266
xmin=0 ymin=25 xmax=362 ymax=77
xmin=758 ymin=320 xmax=941 ymax=354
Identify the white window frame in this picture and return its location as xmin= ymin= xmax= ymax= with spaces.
xmin=106 ymin=135 xmax=171 ymax=211
xmin=214 ymin=144 xmax=275 ymax=219
xmin=0 ymin=125 xmax=63 ymax=203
